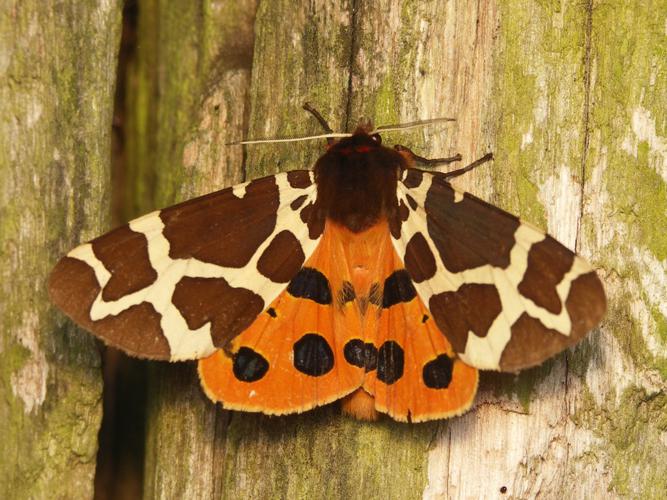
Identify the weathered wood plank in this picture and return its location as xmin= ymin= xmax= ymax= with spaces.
xmin=0 ymin=1 xmax=123 ymax=498
xmin=220 ymin=2 xmax=437 ymax=497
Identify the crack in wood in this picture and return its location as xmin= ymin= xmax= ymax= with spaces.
xmin=576 ymin=0 xmax=594 ymax=253
xmin=344 ymin=0 xmax=360 ymax=132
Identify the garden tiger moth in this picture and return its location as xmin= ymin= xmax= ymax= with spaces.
xmin=48 ymin=108 xmax=606 ymax=423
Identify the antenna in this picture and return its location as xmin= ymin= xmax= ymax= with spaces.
xmin=226 ymin=132 xmax=353 ymax=146
xmin=371 ymin=117 xmax=456 ymax=134
xmin=227 ymin=105 xmax=456 ymax=145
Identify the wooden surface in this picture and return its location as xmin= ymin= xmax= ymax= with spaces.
xmin=0 ymin=1 xmax=123 ymax=498
xmin=3 ymin=0 xmax=664 ymax=498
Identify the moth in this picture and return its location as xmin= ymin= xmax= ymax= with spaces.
xmin=49 ymin=105 xmax=606 ymax=422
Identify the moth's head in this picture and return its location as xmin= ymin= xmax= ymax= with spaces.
xmin=326 ymin=130 xmax=384 ymax=157
xmin=322 ymin=115 xmax=385 ymax=155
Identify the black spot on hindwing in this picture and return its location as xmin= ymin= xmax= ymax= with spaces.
xmin=377 ymin=341 xmax=404 ymax=384
xmin=343 ymin=339 xmax=378 ymax=372
xmin=233 ymin=347 xmax=269 ymax=382
xmin=293 ymin=333 xmax=334 ymax=377
xmin=382 ymin=270 xmax=417 ymax=308
xmin=287 ymin=267 xmax=332 ymax=304
xmin=422 ymin=355 xmax=453 ymax=389
xmin=344 ymin=339 xmax=365 ymax=368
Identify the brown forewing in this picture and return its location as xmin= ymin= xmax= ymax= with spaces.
xmin=161 ymin=176 xmax=281 ymax=267
xmin=49 ymin=257 xmax=171 ymax=359
xmin=49 ymin=172 xmax=320 ymax=361
xmin=399 ymin=170 xmax=606 ymax=372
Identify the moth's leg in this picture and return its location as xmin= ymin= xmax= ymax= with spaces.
xmin=442 ymin=153 xmax=493 ymax=179
xmin=394 ymin=144 xmax=461 ymax=167
xmin=395 ymin=144 xmax=493 ymax=179
xmin=303 ymin=102 xmax=335 ymax=145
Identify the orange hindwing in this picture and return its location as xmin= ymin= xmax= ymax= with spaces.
xmin=198 ymin=220 xmax=478 ymax=421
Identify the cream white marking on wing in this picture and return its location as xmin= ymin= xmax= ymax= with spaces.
xmin=232 ymin=181 xmax=248 ymax=199
xmin=455 ymin=225 xmax=551 ymax=369
xmin=129 ymin=211 xmax=171 ymax=272
xmin=68 ymin=243 xmax=111 ymax=287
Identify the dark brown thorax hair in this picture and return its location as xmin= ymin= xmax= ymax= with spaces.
xmin=313 ymin=128 xmax=408 ymax=233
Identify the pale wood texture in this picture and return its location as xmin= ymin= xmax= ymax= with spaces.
xmin=0 ymin=1 xmax=123 ymax=498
